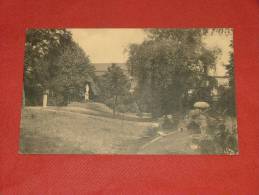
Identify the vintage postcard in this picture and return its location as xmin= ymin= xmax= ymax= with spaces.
xmin=20 ymin=28 xmax=238 ymax=154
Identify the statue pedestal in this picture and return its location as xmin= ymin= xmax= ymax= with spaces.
xmin=43 ymin=94 xmax=48 ymax=107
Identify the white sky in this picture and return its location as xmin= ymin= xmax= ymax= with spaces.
xmin=203 ymin=30 xmax=233 ymax=76
xmin=69 ymin=28 xmax=233 ymax=76
xmin=69 ymin=28 xmax=146 ymax=63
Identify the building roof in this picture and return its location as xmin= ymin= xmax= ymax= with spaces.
xmin=92 ymin=63 xmax=128 ymax=76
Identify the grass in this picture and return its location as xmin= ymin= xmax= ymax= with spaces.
xmin=64 ymin=102 xmax=153 ymax=122
xmin=20 ymin=105 xmax=156 ymax=154
xmin=20 ymin=102 xmax=235 ymax=154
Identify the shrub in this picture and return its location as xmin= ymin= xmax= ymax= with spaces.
xmin=158 ymin=116 xmax=178 ymax=130
xmin=103 ymin=98 xmax=114 ymax=108
xmin=126 ymin=102 xmax=139 ymax=113
xmin=55 ymin=94 xmax=68 ymax=106
xmin=187 ymin=121 xmax=201 ymax=134
xmin=116 ymin=104 xmax=127 ymax=113
xmin=198 ymin=137 xmax=217 ymax=154
xmin=196 ymin=121 xmax=238 ymax=154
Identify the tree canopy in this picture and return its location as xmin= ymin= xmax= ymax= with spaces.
xmin=218 ymin=41 xmax=236 ymax=116
xmin=127 ymin=29 xmax=219 ymax=117
xmin=98 ymin=64 xmax=131 ymax=116
xmin=24 ymin=29 xmax=95 ymax=106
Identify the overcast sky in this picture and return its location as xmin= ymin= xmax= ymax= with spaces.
xmin=69 ymin=28 xmax=233 ymax=76
xmin=70 ymin=28 xmax=146 ymax=63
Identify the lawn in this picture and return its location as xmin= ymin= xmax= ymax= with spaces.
xmin=20 ymin=106 xmax=157 ymax=154
xmin=20 ymin=102 xmax=215 ymax=154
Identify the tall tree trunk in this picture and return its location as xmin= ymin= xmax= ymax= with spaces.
xmin=178 ymin=96 xmax=183 ymax=116
xmin=113 ymin=95 xmax=117 ymax=117
xmin=151 ymin=65 xmax=156 ymax=117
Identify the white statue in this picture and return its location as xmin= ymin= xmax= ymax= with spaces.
xmin=85 ymin=84 xmax=90 ymax=101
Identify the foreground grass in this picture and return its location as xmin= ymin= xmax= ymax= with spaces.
xmin=21 ymin=103 xmax=220 ymax=154
xmin=20 ymin=107 xmax=155 ymax=154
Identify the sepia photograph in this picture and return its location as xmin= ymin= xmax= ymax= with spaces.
xmin=20 ymin=28 xmax=238 ymax=154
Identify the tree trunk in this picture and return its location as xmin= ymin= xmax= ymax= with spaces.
xmin=178 ymin=95 xmax=183 ymax=115
xmin=151 ymin=65 xmax=156 ymax=117
xmin=113 ymin=95 xmax=117 ymax=117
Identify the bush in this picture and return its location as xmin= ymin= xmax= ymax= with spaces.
xmin=187 ymin=121 xmax=201 ymax=134
xmin=195 ymin=122 xmax=238 ymax=154
xmin=116 ymin=103 xmax=140 ymax=113
xmin=103 ymin=98 xmax=114 ymax=108
xmin=158 ymin=116 xmax=178 ymax=130
xmin=126 ymin=102 xmax=139 ymax=113
xmin=162 ymin=117 xmax=174 ymax=129
xmin=55 ymin=94 xmax=68 ymax=106
xmin=116 ymin=104 xmax=127 ymax=113
xmin=103 ymin=96 xmax=140 ymax=114
xmin=198 ymin=137 xmax=217 ymax=154
xmin=214 ymin=125 xmax=238 ymax=154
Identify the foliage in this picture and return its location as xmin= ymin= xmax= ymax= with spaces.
xmin=116 ymin=104 xmax=128 ymax=113
xmin=51 ymin=41 xmax=95 ymax=105
xmin=24 ymin=29 xmax=95 ymax=106
xmin=194 ymin=115 xmax=238 ymax=154
xmin=116 ymin=102 xmax=139 ymax=113
xmin=187 ymin=121 xmax=201 ymax=134
xmin=98 ymin=64 xmax=131 ymax=116
xmin=217 ymin=41 xmax=236 ymax=116
xmin=198 ymin=127 xmax=238 ymax=154
xmin=24 ymin=29 xmax=72 ymax=105
xmin=160 ymin=116 xmax=178 ymax=130
xmin=145 ymin=28 xmax=232 ymax=41
xmin=24 ymin=30 xmax=72 ymax=88
xmin=198 ymin=138 xmax=217 ymax=154
xmin=127 ymin=29 xmax=219 ymax=117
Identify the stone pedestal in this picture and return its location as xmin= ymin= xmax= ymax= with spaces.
xmin=43 ymin=94 xmax=48 ymax=107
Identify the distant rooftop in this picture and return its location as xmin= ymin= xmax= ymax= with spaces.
xmin=92 ymin=63 xmax=128 ymax=76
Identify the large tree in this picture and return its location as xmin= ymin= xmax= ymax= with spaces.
xmin=24 ymin=29 xmax=95 ymax=106
xmin=24 ymin=29 xmax=73 ymax=105
xmin=51 ymin=41 xmax=95 ymax=105
xmin=98 ymin=64 xmax=130 ymax=116
xmin=218 ymin=41 xmax=236 ymax=116
xmin=127 ymin=29 xmax=219 ymax=117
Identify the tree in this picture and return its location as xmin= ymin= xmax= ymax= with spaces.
xmin=24 ymin=29 xmax=73 ymax=106
xmin=218 ymin=41 xmax=236 ymax=116
xmin=127 ymin=29 xmax=219 ymax=117
xmin=24 ymin=29 xmax=95 ymax=106
xmin=98 ymin=64 xmax=130 ymax=116
xmin=51 ymin=41 xmax=95 ymax=105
